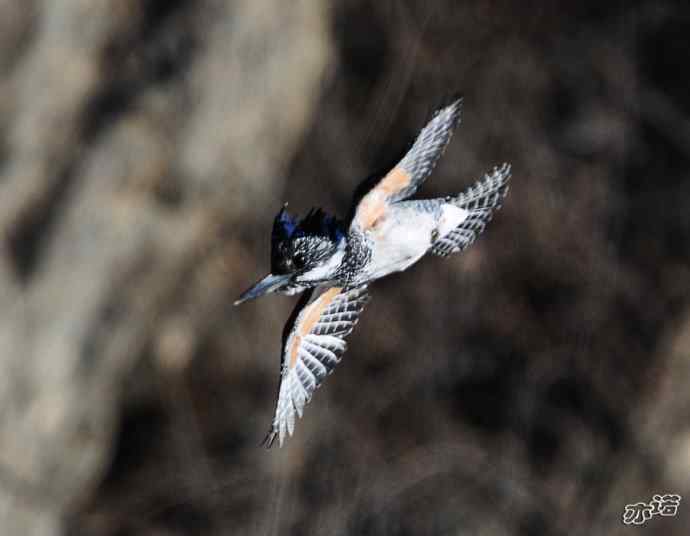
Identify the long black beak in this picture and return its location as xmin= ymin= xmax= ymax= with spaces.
xmin=234 ymin=273 xmax=292 ymax=306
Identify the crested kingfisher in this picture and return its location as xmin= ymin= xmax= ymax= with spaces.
xmin=235 ymin=97 xmax=511 ymax=447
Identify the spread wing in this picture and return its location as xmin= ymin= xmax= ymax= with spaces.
xmin=352 ymin=98 xmax=463 ymax=230
xmin=263 ymin=285 xmax=370 ymax=447
xmin=431 ymin=163 xmax=511 ymax=257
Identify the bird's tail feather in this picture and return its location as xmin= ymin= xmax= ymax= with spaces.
xmin=430 ymin=163 xmax=511 ymax=257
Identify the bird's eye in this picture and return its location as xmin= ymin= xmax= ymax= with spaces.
xmin=293 ymin=254 xmax=305 ymax=269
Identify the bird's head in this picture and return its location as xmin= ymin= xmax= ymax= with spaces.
xmin=234 ymin=205 xmax=346 ymax=305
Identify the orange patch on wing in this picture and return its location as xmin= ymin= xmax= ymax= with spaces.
xmin=355 ymin=167 xmax=411 ymax=230
xmin=289 ymin=288 xmax=342 ymax=369
xmin=378 ymin=167 xmax=411 ymax=196
xmin=355 ymin=195 xmax=386 ymax=229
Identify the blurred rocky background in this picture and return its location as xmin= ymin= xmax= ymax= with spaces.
xmin=0 ymin=1 xmax=688 ymax=535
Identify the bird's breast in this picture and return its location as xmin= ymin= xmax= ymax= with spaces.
xmin=361 ymin=207 xmax=437 ymax=281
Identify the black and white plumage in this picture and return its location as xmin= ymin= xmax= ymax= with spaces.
xmin=384 ymin=96 xmax=463 ymax=203
xmin=263 ymin=285 xmax=370 ymax=447
xmin=236 ymin=97 xmax=511 ymax=447
xmin=430 ymin=163 xmax=511 ymax=257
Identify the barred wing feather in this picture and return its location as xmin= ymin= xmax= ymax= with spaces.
xmin=263 ymin=285 xmax=370 ymax=447
xmin=354 ymin=98 xmax=463 ymax=230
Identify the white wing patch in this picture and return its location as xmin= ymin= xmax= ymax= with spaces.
xmin=264 ymin=285 xmax=370 ymax=447
xmin=431 ymin=163 xmax=511 ymax=257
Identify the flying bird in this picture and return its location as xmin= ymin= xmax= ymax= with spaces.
xmin=235 ymin=97 xmax=511 ymax=447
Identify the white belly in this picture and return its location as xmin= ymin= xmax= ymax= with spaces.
xmin=361 ymin=203 xmax=468 ymax=282
xmin=363 ymin=210 xmax=435 ymax=280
